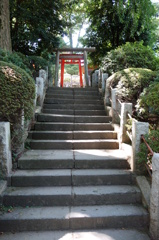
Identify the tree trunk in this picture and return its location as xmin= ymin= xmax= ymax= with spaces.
xmin=0 ymin=0 xmax=12 ymax=51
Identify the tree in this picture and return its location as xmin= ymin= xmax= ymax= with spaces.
xmin=82 ymin=0 xmax=156 ymax=64
xmin=62 ymin=0 xmax=87 ymax=48
xmin=0 ymin=0 xmax=12 ymax=51
xmin=10 ymin=0 xmax=66 ymax=55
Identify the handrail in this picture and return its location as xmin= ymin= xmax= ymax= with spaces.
xmin=141 ymin=134 xmax=154 ymax=156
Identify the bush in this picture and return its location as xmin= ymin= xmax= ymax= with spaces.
xmin=0 ymin=48 xmax=31 ymax=75
xmin=138 ymin=130 xmax=159 ymax=172
xmin=107 ymin=68 xmax=159 ymax=119
xmin=0 ymin=61 xmax=35 ymax=122
xmin=0 ymin=48 xmax=50 ymax=80
xmin=100 ymin=42 xmax=159 ymax=76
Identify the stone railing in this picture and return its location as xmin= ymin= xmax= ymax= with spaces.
xmin=104 ymin=85 xmax=149 ymax=171
xmin=0 ymin=68 xmax=48 ymax=180
xmin=103 ymin=76 xmax=159 ymax=240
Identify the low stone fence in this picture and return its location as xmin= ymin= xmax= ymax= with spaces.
xmin=0 ymin=69 xmax=48 ymax=180
xmin=104 ymin=76 xmax=159 ymax=240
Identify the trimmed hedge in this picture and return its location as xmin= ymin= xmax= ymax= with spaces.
xmin=106 ymin=68 xmax=159 ymax=119
xmin=0 ymin=61 xmax=35 ymax=123
xmin=101 ymin=42 xmax=159 ymax=76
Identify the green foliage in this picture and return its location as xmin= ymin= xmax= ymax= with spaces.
xmin=107 ymin=68 xmax=159 ymax=119
xmin=136 ymin=80 xmax=159 ymax=120
xmin=101 ymin=42 xmax=159 ymax=75
xmin=138 ymin=130 xmax=159 ymax=169
xmin=0 ymin=61 xmax=35 ymax=122
xmin=0 ymin=47 xmax=50 ymax=80
xmin=82 ymin=0 xmax=156 ymax=64
xmin=0 ymin=48 xmax=31 ymax=75
xmin=65 ymin=65 xmax=79 ymax=75
xmin=10 ymin=0 xmax=66 ymax=55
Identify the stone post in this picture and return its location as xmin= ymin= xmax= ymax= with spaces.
xmin=55 ymin=51 xmax=59 ymax=87
xmin=119 ymin=103 xmax=132 ymax=144
xmin=104 ymin=78 xmax=111 ymax=105
xmin=98 ymin=69 xmax=102 ymax=88
xmin=150 ymin=153 xmax=159 ymax=240
xmin=131 ymin=120 xmax=149 ymax=171
xmin=92 ymin=70 xmax=99 ymax=87
xmin=84 ymin=51 xmax=89 ymax=87
xmin=111 ymin=88 xmax=117 ymax=123
xmin=0 ymin=122 xmax=12 ymax=179
xmin=36 ymin=77 xmax=44 ymax=107
xmin=102 ymin=73 xmax=108 ymax=95
xmin=39 ymin=69 xmax=48 ymax=87
xmin=92 ymin=73 xmax=95 ymax=87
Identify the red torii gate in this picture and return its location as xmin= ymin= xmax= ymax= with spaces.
xmin=54 ymin=48 xmax=96 ymax=87
xmin=59 ymin=53 xmax=84 ymax=87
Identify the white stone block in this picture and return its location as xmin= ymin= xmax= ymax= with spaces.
xmin=39 ymin=69 xmax=48 ymax=87
xmin=0 ymin=122 xmax=12 ymax=178
xmin=150 ymin=153 xmax=159 ymax=240
xmin=36 ymin=77 xmax=44 ymax=106
xmin=102 ymin=73 xmax=108 ymax=95
xmin=131 ymin=120 xmax=149 ymax=171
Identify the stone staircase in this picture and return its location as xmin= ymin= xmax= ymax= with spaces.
xmin=0 ymin=87 xmax=150 ymax=239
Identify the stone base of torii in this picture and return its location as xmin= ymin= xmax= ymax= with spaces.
xmin=53 ymin=48 xmax=96 ymax=87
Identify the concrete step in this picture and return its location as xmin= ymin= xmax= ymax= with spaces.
xmin=3 ymin=185 xmax=141 ymax=207
xmin=18 ymin=149 xmax=130 ymax=170
xmin=28 ymin=130 xmax=117 ymax=140
xmin=0 ymin=205 xmax=149 ymax=232
xmin=37 ymin=114 xmax=112 ymax=123
xmin=45 ymin=93 xmax=101 ymax=100
xmin=43 ymin=104 xmax=105 ymax=110
xmin=42 ymin=109 xmax=107 ymax=116
xmin=44 ymin=99 xmax=103 ymax=105
xmin=0 ymin=229 xmax=151 ymax=240
xmin=34 ymin=123 xmax=114 ymax=131
xmin=29 ymin=139 xmax=119 ymax=150
xmin=10 ymin=169 xmax=133 ymax=187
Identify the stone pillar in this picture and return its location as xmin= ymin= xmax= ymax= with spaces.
xmin=39 ymin=69 xmax=48 ymax=87
xmin=150 ymin=153 xmax=159 ymax=240
xmin=91 ymin=73 xmax=95 ymax=87
xmin=84 ymin=51 xmax=89 ymax=87
xmin=104 ymin=78 xmax=111 ymax=105
xmin=36 ymin=77 xmax=44 ymax=106
xmin=0 ymin=122 xmax=12 ymax=178
xmin=98 ymin=69 xmax=102 ymax=88
xmin=131 ymin=120 xmax=149 ymax=171
xmin=102 ymin=73 xmax=108 ymax=95
xmin=119 ymin=103 xmax=132 ymax=144
xmin=111 ymin=88 xmax=117 ymax=123
xmin=55 ymin=51 xmax=59 ymax=87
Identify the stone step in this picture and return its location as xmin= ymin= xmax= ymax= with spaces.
xmin=18 ymin=149 xmax=130 ymax=170
xmin=29 ymin=139 xmax=119 ymax=150
xmin=44 ymin=98 xmax=103 ymax=105
xmin=37 ymin=114 xmax=112 ymax=123
xmin=43 ymin=104 xmax=104 ymax=110
xmin=42 ymin=109 xmax=107 ymax=116
xmin=3 ymin=185 xmax=141 ymax=207
xmin=10 ymin=169 xmax=133 ymax=187
xmin=0 ymin=205 xmax=149 ymax=232
xmin=28 ymin=130 xmax=117 ymax=140
xmin=34 ymin=123 xmax=114 ymax=131
xmin=0 ymin=229 xmax=151 ymax=240
xmin=45 ymin=93 xmax=101 ymax=100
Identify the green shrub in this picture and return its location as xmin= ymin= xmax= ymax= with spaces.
xmin=0 ymin=48 xmax=31 ymax=75
xmin=100 ymin=42 xmax=159 ymax=75
xmin=138 ymin=130 xmax=159 ymax=171
xmin=0 ymin=61 xmax=35 ymax=122
xmin=107 ymin=68 xmax=159 ymax=119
